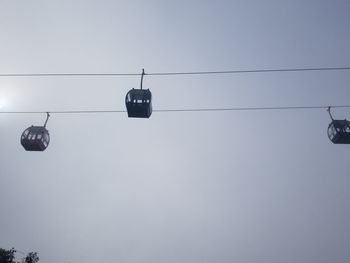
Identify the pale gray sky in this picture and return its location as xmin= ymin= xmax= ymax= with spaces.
xmin=0 ymin=1 xmax=350 ymax=263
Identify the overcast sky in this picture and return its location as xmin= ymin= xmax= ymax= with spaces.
xmin=1 ymin=1 xmax=350 ymax=262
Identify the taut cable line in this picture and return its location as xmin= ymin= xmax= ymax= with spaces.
xmin=0 ymin=66 xmax=350 ymax=77
xmin=1 ymin=105 xmax=350 ymax=115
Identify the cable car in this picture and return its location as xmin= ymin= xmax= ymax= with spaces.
xmin=21 ymin=113 xmax=50 ymax=151
xmin=327 ymin=107 xmax=350 ymax=144
xmin=125 ymin=69 xmax=152 ymax=118
xmin=125 ymin=88 xmax=152 ymax=118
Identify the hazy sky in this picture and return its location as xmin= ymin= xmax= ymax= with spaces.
xmin=1 ymin=1 xmax=350 ymax=262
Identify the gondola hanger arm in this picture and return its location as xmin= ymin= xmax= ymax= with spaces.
xmin=140 ymin=68 xmax=145 ymax=90
xmin=327 ymin=106 xmax=334 ymax=121
xmin=44 ymin=112 xmax=50 ymax=128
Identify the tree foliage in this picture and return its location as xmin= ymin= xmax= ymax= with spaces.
xmin=21 ymin=252 xmax=39 ymax=263
xmin=0 ymin=249 xmax=39 ymax=263
xmin=0 ymin=248 xmax=16 ymax=263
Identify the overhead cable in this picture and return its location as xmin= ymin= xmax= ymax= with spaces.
xmin=0 ymin=66 xmax=350 ymax=77
xmin=0 ymin=105 xmax=350 ymax=114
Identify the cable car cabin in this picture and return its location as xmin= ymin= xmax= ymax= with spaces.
xmin=327 ymin=119 xmax=350 ymax=144
xmin=21 ymin=126 xmax=50 ymax=151
xmin=125 ymin=88 xmax=152 ymax=118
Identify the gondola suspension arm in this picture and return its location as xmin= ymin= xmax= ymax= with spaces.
xmin=327 ymin=106 xmax=334 ymax=121
xmin=140 ymin=68 xmax=145 ymax=90
xmin=44 ymin=112 xmax=50 ymax=128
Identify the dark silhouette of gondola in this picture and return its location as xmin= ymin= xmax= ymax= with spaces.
xmin=125 ymin=69 xmax=152 ymax=118
xmin=21 ymin=113 xmax=50 ymax=151
xmin=327 ymin=107 xmax=350 ymax=144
